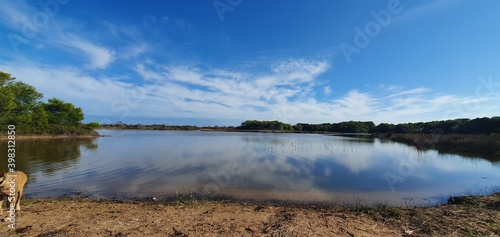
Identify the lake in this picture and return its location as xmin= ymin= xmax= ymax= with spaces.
xmin=3 ymin=130 xmax=499 ymax=206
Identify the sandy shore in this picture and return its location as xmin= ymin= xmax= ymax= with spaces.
xmin=1 ymin=193 xmax=498 ymax=236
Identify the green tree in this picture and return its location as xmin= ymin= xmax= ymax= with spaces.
xmin=31 ymin=104 xmax=49 ymax=127
xmin=336 ymin=121 xmax=374 ymax=133
xmin=0 ymin=72 xmax=43 ymax=125
xmin=9 ymin=81 xmax=44 ymax=124
xmin=282 ymin=123 xmax=294 ymax=131
xmin=293 ymin=123 xmax=303 ymax=131
xmin=363 ymin=121 xmax=376 ymax=133
xmin=239 ymin=120 xmax=293 ymax=131
xmin=43 ymin=98 xmax=84 ymax=125
xmin=393 ymin=123 xmax=418 ymax=133
xmin=0 ymin=71 xmax=96 ymax=136
xmin=87 ymin=122 xmax=100 ymax=129
xmin=0 ymin=71 xmax=14 ymax=86
xmin=240 ymin=120 xmax=261 ymax=130
xmin=375 ymin=123 xmax=395 ymax=133
xmin=0 ymin=87 xmax=15 ymax=124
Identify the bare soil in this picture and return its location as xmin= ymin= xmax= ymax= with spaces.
xmin=1 ymin=193 xmax=498 ymax=237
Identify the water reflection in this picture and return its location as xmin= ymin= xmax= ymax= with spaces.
xmin=4 ymin=130 xmax=499 ymax=206
xmin=0 ymin=138 xmax=98 ymax=187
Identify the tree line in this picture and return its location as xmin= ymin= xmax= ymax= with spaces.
xmin=0 ymin=71 xmax=96 ymax=135
xmin=100 ymin=123 xmax=200 ymax=131
xmin=237 ymin=117 xmax=500 ymax=135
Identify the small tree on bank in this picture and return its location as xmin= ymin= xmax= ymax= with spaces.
xmin=0 ymin=72 xmax=44 ymax=125
xmin=0 ymin=71 xmax=90 ymax=134
xmin=43 ymin=98 xmax=84 ymax=125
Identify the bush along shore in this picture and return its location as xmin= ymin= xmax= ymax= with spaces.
xmin=4 ymin=124 xmax=99 ymax=137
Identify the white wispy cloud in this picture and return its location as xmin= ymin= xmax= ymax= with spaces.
xmin=161 ymin=15 xmax=193 ymax=32
xmin=4 ymin=54 xmax=499 ymax=125
xmin=333 ymin=90 xmax=378 ymax=117
xmin=0 ymin=1 xmax=117 ymax=70
xmin=271 ymin=59 xmax=330 ymax=84
xmin=104 ymin=22 xmax=142 ymax=40
xmin=393 ymin=1 xmax=462 ymax=25
xmin=324 ymin=86 xmax=332 ymax=94
xmin=61 ymin=35 xmax=116 ymax=69
xmin=130 ymin=58 xmax=499 ymax=125
xmin=385 ymin=87 xmax=430 ymax=99
xmin=0 ymin=1 xmax=32 ymax=29
xmin=128 ymin=58 xmax=331 ymax=121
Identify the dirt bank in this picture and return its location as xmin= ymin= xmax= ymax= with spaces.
xmin=1 ymin=193 xmax=498 ymax=236
xmin=0 ymin=135 xmax=102 ymax=140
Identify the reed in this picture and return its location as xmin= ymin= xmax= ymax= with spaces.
xmin=379 ymin=133 xmax=500 ymax=159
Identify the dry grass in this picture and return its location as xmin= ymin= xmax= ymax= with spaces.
xmin=380 ymin=133 xmax=500 ymax=160
xmin=1 ymin=193 xmax=498 ymax=236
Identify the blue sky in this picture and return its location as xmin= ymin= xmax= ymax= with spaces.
xmin=1 ymin=0 xmax=499 ymax=126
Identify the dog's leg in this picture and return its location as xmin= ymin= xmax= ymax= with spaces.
xmin=0 ymin=198 xmax=5 ymax=222
xmin=15 ymin=189 xmax=23 ymax=212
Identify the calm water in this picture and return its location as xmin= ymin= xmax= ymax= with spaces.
xmin=2 ymin=130 xmax=499 ymax=206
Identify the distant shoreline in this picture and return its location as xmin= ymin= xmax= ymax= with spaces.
xmin=100 ymin=127 xmax=354 ymax=136
xmin=203 ymin=128 xmax=347 ymax=135
xmin=99 ymin=125 xmax=347 ymax=135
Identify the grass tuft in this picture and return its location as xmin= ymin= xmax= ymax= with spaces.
xmin=448 ymin=196 xmax=481 ymax=207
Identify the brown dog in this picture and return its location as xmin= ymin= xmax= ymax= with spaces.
xmin=0 ymin=171 xmax=27 ymax=220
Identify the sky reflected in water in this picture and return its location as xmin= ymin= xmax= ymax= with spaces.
xmin=4 ymin=130 xmax=499 ymax=206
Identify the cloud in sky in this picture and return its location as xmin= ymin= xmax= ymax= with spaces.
xmin=2 ymin=56 xmax=497 ymax=126
xmin=0 ymin=0 xmax=117 ymax=70
xmin=392 ymin=0 xmax=462 ymax=25
xmin=384 ymin=87 xmax=429 ymax=99
xmin=1 ymin=1 xmax=499 ymax=125
xmin=60 ymin=35 xmax=116 ymax=69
